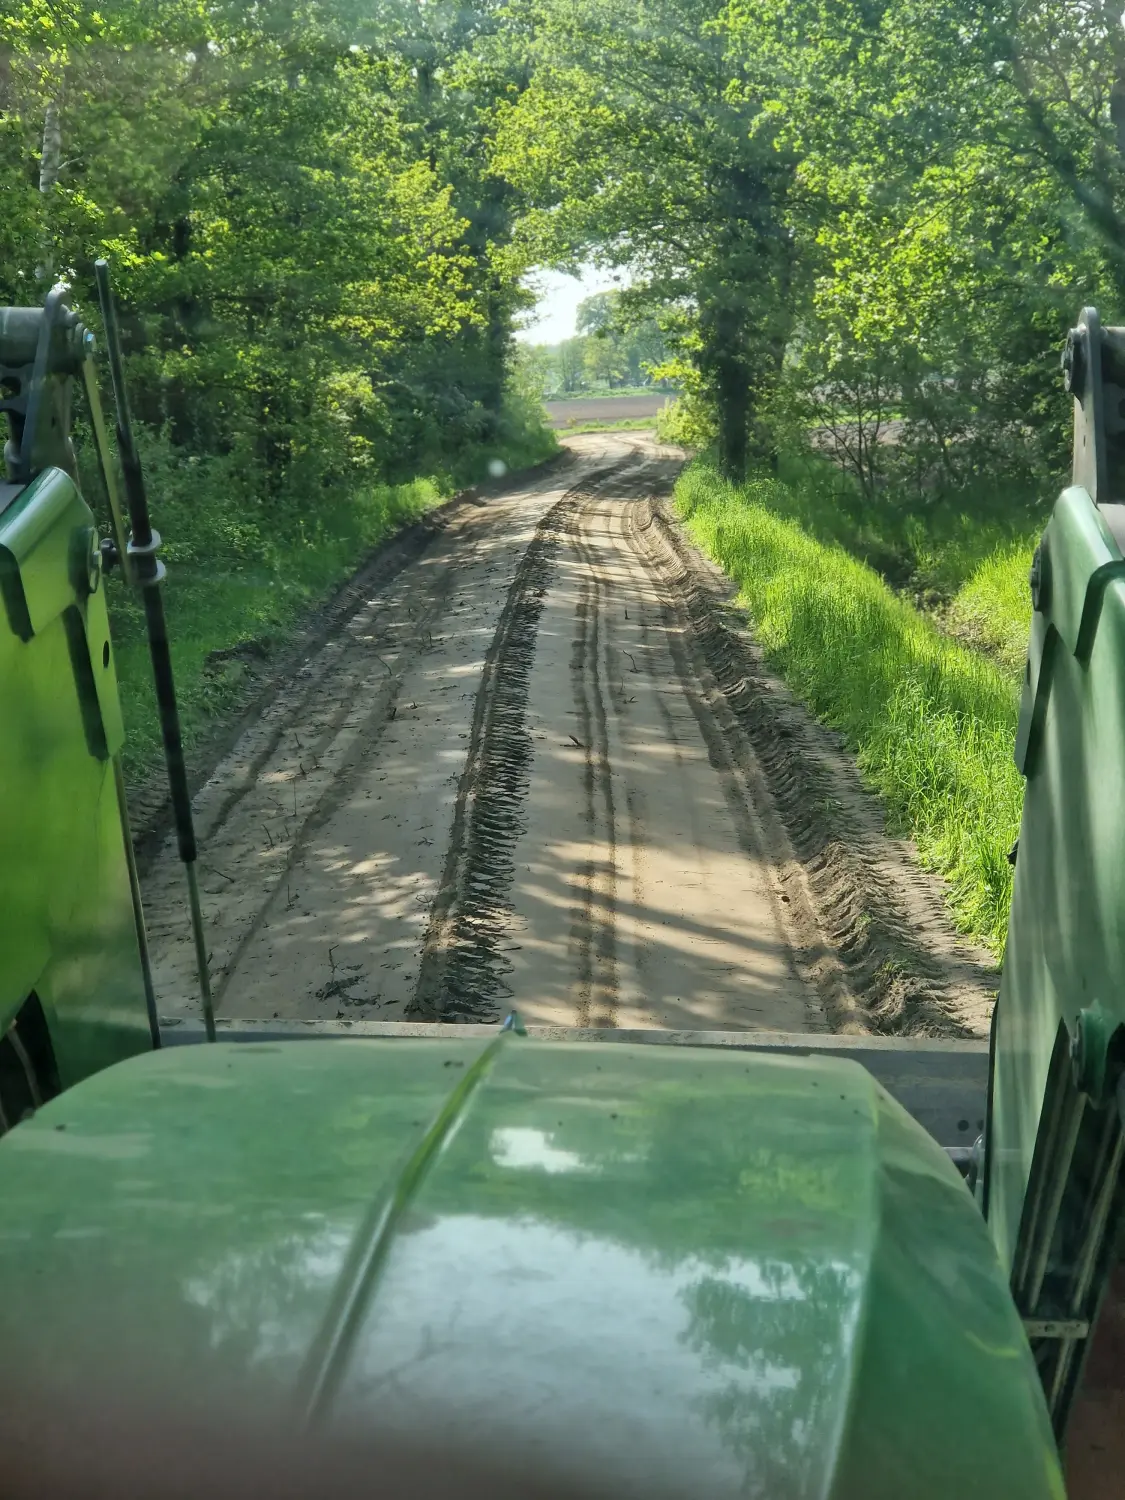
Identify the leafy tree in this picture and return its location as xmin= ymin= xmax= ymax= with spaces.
xmin=575 ymin=290 xmax=616 ymax=336
xmin=723 ymin=0 xmax=1105 ymax=500
xmin=555 ymin=335 xmax=587 ymax=393
xmin=577 ymin=289 xmax=669 ymax=386
xmin=0 ymin=0 xmax=546 ymax=501
xmin=491 ymin=0 xmax=796 ymax=477
xmin=582 ymin=332 xmax=628 ymax=388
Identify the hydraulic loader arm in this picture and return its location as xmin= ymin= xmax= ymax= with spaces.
xmin=988 ymin=307 xmax=1125 ymax=1437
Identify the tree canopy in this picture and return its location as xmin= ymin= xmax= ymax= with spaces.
xmin=0 ymin=0 xmax=538 ymax=494
xmin=1 ymin=0 xmax=1120 ymax=492
xmin=489 ymin=0 xmax=1122 ymax=487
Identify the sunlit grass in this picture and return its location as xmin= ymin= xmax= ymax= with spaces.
xmin=557 ymin=419 xmax=656 ymax=434
xmin=674 ymin=462 xmax=1023 ymax=954
xmin=948 ymin=541 xmax=1036 ymax=675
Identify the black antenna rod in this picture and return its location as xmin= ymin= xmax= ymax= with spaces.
xmin=94 ymin=258 xmax=216 ymax=1042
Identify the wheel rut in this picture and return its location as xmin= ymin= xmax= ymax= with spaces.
xmin=146 ymin=441 xmax=646 ymax=1024
xmin=144 ymin=432 xmax=991 ymax=1038
xmin=413 ymin=456 xmax=645 ymax=1021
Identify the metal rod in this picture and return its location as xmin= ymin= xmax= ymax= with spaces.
xmin=1013 ymin=1042 xmax=1072 ymax=1299
xmin=8 ymin=1026 xmax=41 ymax=1109
xmin=81 ymin=357 xmax=133 ymax=584
xmin=185 ymin=862 xmax=216 ymax=1043
xmin=113 ymin=756 xmax=160 ymax=1049
xmin=94 ymin=257 xmax=214 ymax=1042
xmin=1069 ymin=1118 xmax=1123 ymax=1309
xmin=1049 ymin=1115 xmax=1125 ymax=1413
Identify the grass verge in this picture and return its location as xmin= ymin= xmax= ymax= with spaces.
xmin=755 ymin=447 xmax=1043 ymax=679
xmin=673 ymin=461 xmax=1024 ymax=954
xmin=553 ymin=419 xmax=657 ymax=435
xmin=945 ymin=541 xmax=1036 ymax=675
xmin=108 ymin=421 xmax=558 ymax=789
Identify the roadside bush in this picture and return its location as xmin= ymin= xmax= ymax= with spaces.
xmin=655 ymin=392 xmax=717 ymax=449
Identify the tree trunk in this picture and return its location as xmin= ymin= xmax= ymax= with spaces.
xmin=716 ymin=357 xmax=750 ymax=480
xmin=703 ymin=298 xmax=752 ymax=481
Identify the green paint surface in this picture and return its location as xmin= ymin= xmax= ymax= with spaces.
xmin=0 ymin=1036 xmax=1061 ymax=1497
xmin=0 ymin=468 xmax=151 ymax=1082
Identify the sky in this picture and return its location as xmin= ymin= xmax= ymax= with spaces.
xmin=516 ymin=264 xmax=627 ymax=344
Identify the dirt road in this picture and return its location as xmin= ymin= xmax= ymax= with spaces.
xmin=144 ymin=433 xmax=993 ymax=1035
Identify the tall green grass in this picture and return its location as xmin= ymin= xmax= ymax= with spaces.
xmin=674 ymin=463 xmax=1024 ymax=953
xmin=947 ymin=542 xmax=1036 ymax=676
xmin=747 ymin=448 xmax=1043 ymax=682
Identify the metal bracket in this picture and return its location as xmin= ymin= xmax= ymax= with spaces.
xmin=19 ymin=285 xmax=69 ymax=484
xmin=126 ymin=528 xmax=166 ymax=587
xmin=1066 ymin=306 xmax=1125 ymax=506
xmin=0 ymin=285 xmax=90 ymax=486
xmin=1023 ymin=1318 xmax=1090 ymax=1341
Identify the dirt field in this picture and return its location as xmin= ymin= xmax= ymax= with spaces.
xmin=544 ymin=394 xmax=673 ymax=428
xmin=143 ymin=433 xmax=994 ymax=1035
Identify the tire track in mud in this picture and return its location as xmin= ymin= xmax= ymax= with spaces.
xmin=565 ymin=500 xmax=622 ymax=1029
xmin=569 ymin=477 xmax=819 ymax=1033
xmin=639 ymin=495 xmax=996 ymax=1037
xmin=143 ymin=447 xmax=611 ymax=1022
xmin=618 ymin=496 xmax=857 ymax=1031
xmin=561 ymin=461 xmax=673 ymax=1028
xmin=568 ymin=566 xmax=619 ymax=1028
xmin=412 ymin=456 xmax=643 ymax=1021
xmin=430 ymin=451 xmax=818 ymax=1034
xmin=606 ymin=495 xmax=817 ymax=994
xmin=144 ymin=529 xmax=468 ymax=1010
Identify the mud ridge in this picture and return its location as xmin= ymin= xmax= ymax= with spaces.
xmin=413 ymin=458 xmax=638 ymax=1020
xmin=562 ymin=477 xmax=653 ymax=1028
xmin=646 ymin=500 xmax=996 ymax=1038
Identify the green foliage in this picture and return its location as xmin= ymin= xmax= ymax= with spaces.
xmin=948 ymin=544 xmax=1036 ymax=676
xmin=721 ymin=0 xmax=1110 ymax=501
xmin=490 ymin=0 xmax=794 ymax=476
xmin=655 ymin=393 xmax=717 ymax=449
xmin=527 ymin=289 xmax=671 ymax=395
xmin=718 ymin=436 xmax=1041 ymax=682
xmin=674 ymin=460 xmax=1024 ymax=952
xmin=487 ymin=0 xmax=1125 ymax=492
xmin=0 ymin=1 xmax=562 ymax=782
xmin=0 ymin=0 xmax=544 ymax=495
xmin=751 ymin=444 xmax=1044 ymax=595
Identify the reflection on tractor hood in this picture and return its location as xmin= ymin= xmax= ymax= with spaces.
xmin=0 ymin=1036 xmax=1060 ymax=1498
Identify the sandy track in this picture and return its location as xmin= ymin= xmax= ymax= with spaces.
xmin=145 ymin=433 xmax=992 ymax=1035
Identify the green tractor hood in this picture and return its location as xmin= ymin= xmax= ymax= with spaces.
xmin=0 ymin=1036 xmax=1061 ymax=1498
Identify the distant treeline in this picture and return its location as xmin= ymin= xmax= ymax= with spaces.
xmin=521 ymin=291 xmax=675 ymax=397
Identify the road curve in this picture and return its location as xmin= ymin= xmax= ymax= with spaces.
xmin=144 ymin=434 xmax=823 ymax=1033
